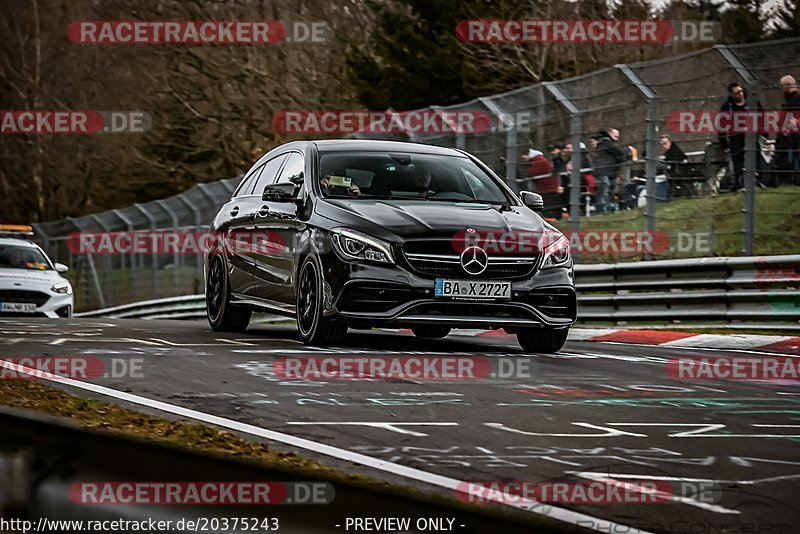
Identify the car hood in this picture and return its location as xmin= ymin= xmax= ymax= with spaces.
xmin=318 ymin=199 xmax=556 ymax=241
xmin=0 ymin=268 xmax=64 ymax=289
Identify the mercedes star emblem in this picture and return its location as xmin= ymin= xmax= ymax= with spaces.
xmin=460 ymin=246 xmax=488 ymax=275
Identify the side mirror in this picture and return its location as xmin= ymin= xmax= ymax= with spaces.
xmin=262 ymin=183 xmax=297 ymax=202
xmin=520 ymin=190 xmax=544 ymax=211
xmin=54 ymin=262 xmax=69 ymax=273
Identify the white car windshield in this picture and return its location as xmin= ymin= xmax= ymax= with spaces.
xmin=0 ymin=244 xmax=52 ymax=270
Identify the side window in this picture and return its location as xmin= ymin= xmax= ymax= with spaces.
xmin=250 ymin=154 xmax=288 ymax=196
xmin=275 ymin=152 xmax=305 ymax=197
xmin=233 ymin=163 xmax=264 ymax=198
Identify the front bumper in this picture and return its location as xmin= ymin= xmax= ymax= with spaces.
xmin=320 ymin=254 xmax=576 ymax=330
xmin=0 ymin=289 xmax=73 ymax=318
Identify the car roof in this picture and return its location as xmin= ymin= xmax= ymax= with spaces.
xmin=312 ymin=139 xmax=466 ymax=157
xmin=0 ymin=237 xmax=39 ymax=248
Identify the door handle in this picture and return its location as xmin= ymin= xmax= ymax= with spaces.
xmin=230 ymin=206 xmax=239 ymax=217
xmin=257 ymin=205 xmax=270 ymax=218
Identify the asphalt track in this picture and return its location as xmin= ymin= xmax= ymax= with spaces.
xmin=1 ymin=317 xmax=799 ymax=533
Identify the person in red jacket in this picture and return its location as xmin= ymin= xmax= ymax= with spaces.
xmin=521 ymin=148 xmax=557 ymax=216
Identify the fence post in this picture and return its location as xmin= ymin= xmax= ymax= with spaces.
xmin=617 ymin=64 xmax=660 ymax=260
xmin=155 ymin=200 xmax=181 ymax=296
xmin=716 ymin=45 xmax=759 ymax=255
xmin=134 ymin=204 xmax=159 ymax=299
xmin=544 ymin=82 xmax=582 ymax=241
xmin=89 ymin=215 xmax=114 ymax=307
xmin=479 ymin=97 xmax=518 ymax=192
xmin=112 ymin=209 xmax=139 ymax=302
xmin=178 ymin=194 xmax=204 ymax=294
xmin=69 ymin=217 xmax=105 ymax=309
xmin=742 ymin=81 xmax=759 ymax=255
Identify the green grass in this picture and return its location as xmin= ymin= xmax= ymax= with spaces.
xmin=553 ymin=186 xmax=800 ymax=263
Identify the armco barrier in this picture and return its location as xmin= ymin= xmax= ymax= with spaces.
xmin=0 ymin=407 xmax=540 ymax=533
xmin=77 ymin=255 xmax=800 ymax=328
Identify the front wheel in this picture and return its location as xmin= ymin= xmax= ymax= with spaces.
xmin=411 ymin=326 xmax=451 ymax=339
xmin=517 ymin=328 xmax=569 ymax=353
xmin=206 ymin=255 xmax=251 ymax=332
xmin=296 ymin=257 xmax=346 ymax=346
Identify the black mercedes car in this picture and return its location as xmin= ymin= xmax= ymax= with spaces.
xmin=204 ymin=140 xmax=576 ymax=352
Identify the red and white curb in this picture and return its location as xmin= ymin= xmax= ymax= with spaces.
xmin=395 ymin=328 xmax=800 ymax=355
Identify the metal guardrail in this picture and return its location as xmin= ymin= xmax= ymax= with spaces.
xmin=1 ymin=407 xmax=541 ymax=534
xmin=76 ymin=255 xmax=800 ymax=327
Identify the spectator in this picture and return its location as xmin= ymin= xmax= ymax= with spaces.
xmin=659 ymin=134 xmax=688 ymax=200
xmin=776 ymin=75 xmax=800 ymax=185
xmin=591 ymin=128 xmax=630 ymax=213
xmin=562 ymin=142 xmax=595 ymax=200
xmin=719 ymin=82 xmax=761 ymax=192
xmin=549 ymin=143 xmax=567 ymax=177
xmin=660 ymin=134 xmax=688 ymax=172
xmin=548 ymin=143 xmax=567 ymax=218
xmin=522 ymin=148 xmax=556 ymax=214
xmin=758 ymin=137 xmax=777 ymax=188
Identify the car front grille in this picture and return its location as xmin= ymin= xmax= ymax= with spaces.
xmin=0 ymin=289 xmax=49 ymax=307
xmin=401 ymin=240 xmax=539 ymax=280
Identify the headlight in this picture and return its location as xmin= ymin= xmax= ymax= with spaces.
xmin=541 ymin=234 xmax=571 ymax=269
xmin=52 ymin=281 xmax=72 ymax=294
xmin=331 ymin=228 xmax=395 ymax=264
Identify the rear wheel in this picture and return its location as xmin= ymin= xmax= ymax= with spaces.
xmin=206 ymin=255 xmax=251 ymax=332
xmin=411 ymin=326 xmax=451 ymax=339
xmin=516 ymin=328 xmax=569 ymax=353
xmin=296 ymin=257 xmax=346 ymax=346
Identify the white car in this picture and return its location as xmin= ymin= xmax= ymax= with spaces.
xmin=0 ymin=226 xmax=73 ymax=318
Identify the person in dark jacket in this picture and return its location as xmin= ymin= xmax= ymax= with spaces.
xmin=547 ymin=143 xmax=567 ymax=218
xmin=776 ymin=75 xmax=800 ymax=185
xmin=658 ymin=134 xmax=688 ymax=199
xmin=719 ymin=82 xmax=761 ymax=191
xmin=591 ymin=128 xmax=629 ymax=213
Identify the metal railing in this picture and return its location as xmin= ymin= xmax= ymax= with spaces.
xmin=77 ymin=255 xmax=800 ymax=329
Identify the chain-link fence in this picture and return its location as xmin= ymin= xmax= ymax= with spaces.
xmin=31 ymin=37 xmax=800 ymax=311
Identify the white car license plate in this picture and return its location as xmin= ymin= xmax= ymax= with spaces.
xmin=435 ymin=279 xmax=511 ymax=300
xmin=0 ymin=302 xmax=37 ymax=313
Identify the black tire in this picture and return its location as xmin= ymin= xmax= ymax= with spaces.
xmin=206 ymin=255 xmax=251 ymax=332
xmin=296 ymin=256 xmax=346 ymax=346
xmin=411 ymin=326 xmax=451 ymax=339
xmin=517 ymin=328 xmax=569 ymax=354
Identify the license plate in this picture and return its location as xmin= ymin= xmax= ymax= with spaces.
xmin=435 ymin=279 xmax=511 ymax=300
xmin=0 ymin=302 xmax=37 ymax=313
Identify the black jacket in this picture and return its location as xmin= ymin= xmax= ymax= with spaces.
xmin=718 ymin=95 xmax=762 ymax=152
xmin=593 ymin=136 xmax=627 ymax=177
xmin=776 ymin=90 xmax=800 ymax=167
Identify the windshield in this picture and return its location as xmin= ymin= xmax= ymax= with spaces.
xmin=0 ymin=244 xmax=52 ymax=271
xmin=318 ymin=151 xmax=509 ymax=204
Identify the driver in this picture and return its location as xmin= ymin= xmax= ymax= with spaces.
xmin=320 ymin=174 xmax=361 ymax=196
xmin=407 ymin=165 xmax=432 ymax=198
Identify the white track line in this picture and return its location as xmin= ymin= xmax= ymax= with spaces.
xmin=0 ymin=358 xmax=654 ymax=534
